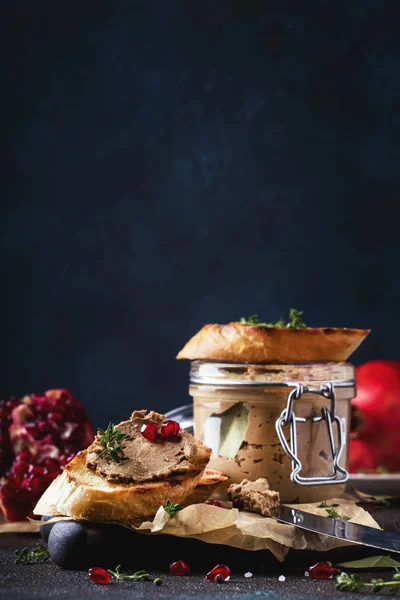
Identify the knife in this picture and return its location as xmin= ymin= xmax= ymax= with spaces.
xmin=274 ymin=504 xmax=400 ymax=554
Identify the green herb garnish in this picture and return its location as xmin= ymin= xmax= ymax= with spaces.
xmin=15 ymin=544 xmax=50 ymax=564
xmin=164 ymin=500 xmax=181 ymax=516
xmin=325 ymin=507 xmax=351 ymax=521
xmin=318 ymin=500 xmax=339 ymax=508
xmin=98 ymin=422 xmax=130 ymax=462
xmin=237 ymin=308 xmax=306 ymax=329
xmin=108 ymin=564 xmax=155 ymax=581
xmin=336 ymin=569 xmax=400 ymax=593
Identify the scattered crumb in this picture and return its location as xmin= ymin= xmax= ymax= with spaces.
xmin=278 ymin=575 xmax=286 ymax=582
xmin=244 ymin=572 xmax=253 ymax=578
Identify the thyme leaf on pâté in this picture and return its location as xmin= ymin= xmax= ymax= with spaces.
xmin=98 ymin=422 xmax=130 ymax=462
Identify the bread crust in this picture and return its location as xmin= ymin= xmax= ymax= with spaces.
xmin=33 ymin=451 xmax=206 ymax=521
xmin=176 ymin=323 xmax=370 ymax=363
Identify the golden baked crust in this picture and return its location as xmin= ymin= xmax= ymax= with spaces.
xmin=176 ymin=323 xmax=370 ymax=363
xmin=33 ymin=450 xmax=208 ymax=521
xmin=182 ymin=468 xmax=229 ymax=506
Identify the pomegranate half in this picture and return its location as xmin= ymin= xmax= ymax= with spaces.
xmin=0 ymin=389 xmax=94 ymax=522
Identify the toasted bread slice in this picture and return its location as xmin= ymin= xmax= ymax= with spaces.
xmin=182 ymin=468 xmax=229 ymax=506
xmin=176 ymin=323 xmax=370 ymax=363
xmin=34 ymin=410 xmax=212 ymax=521
xmin=33 ymin=450 xmax=208 ymax=521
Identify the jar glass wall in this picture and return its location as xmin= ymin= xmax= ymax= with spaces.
xmin=189 ymin=361 xmax=355 ymax=503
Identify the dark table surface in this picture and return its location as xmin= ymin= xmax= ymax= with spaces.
xmin=1 ymin=504 xmax=400 ymax=600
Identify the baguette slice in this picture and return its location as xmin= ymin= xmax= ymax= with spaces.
xmin=176 ymin=323 xmax=370 ymax=363
xmin=34 ymin=410 xmax=212 ymax=521
xmin=33 ymin=452 xmax=207 ymax=521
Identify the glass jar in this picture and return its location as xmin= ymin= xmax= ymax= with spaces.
xmin=189 ymin=361 xmax=355 ymax=503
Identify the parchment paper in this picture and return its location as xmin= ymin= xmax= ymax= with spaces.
xmin=0 ymin=497 xmax=381 ymax=562
xmin=133 ymin=497 xmax=380 ymax=561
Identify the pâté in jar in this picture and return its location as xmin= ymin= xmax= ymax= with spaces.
xmin=176 ymin=311 xmax=370 ymax=503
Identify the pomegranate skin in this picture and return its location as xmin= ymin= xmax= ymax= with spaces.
xmin=349 ymin=360 xmax=400 ymax=473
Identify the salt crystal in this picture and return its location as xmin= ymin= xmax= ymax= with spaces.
xmin=244 ymin=572 xmax=253 ymax=578
xmin=278 ymin=575 xmax=286 ymax=582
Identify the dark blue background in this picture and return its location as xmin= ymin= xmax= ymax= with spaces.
xmin=1 ymin=1 xmax=399 ymax=428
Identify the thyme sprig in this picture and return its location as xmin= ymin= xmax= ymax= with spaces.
xmin=238 ymin=308 xmax=306 ymax=329
xmin=318 ymin=500 xmax=339 ymax=508
xmin=97 ymin=422 xmax=130 ymax=462
xmin=336 ymin=569 xmax=400 ymax=593
xmin=325 ymin=507 xmax=351 ymax=521
xmin=108 ymin=564 xmax=160 ymax=583
xmin=15 ymin=544 xmax=50 ymax=564
xmin=164 ymin=500 xmax=181 ymax=516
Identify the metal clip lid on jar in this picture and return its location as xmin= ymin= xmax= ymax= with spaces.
xmin=188 ymin=361 xmax=356 ymax=503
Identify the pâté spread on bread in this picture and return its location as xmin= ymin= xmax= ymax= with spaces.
xmin=176 ymin=309 xmax=370 ymax=503
xmin=86 ymin=410 xmax=208 ymax=484
xmin=34 ymin=410 xmax=212 ymax=521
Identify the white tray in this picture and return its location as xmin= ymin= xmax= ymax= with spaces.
xmin=348 ymin=474 xmax=400 ymax=497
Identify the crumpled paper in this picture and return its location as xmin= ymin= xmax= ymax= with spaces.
xmin=132 ymin=497 xmax=380 ymax=562
xmin=0 ymin=497 xmax=380 ymax=562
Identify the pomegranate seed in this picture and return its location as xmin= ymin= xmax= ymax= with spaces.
xmin=28 ymin=465 xmax=43 ymax=476
xmin=24 ymin=425 xmax=41 ymax=439
xmin=140 ymin=422 xmax=159 ymax=441
xmin=48 ymin=411 xmax=64 ymax=423
xmin=205 ymin=564 xmax=231 ymax=582
xmin=88 ymin=566 xmax=111 ymax=585
xmin=308 ymin=561 xmax=338 ymax=579
xmin=13 ymin=461 xmax=29 ymax=476
xmin=16 ymin=449 xmax=31 ymax=461
xmin=10 ymin=474 xmax=24 ymax=486
xmin=43 ymin=458 xmax=58 ymax=470
xmin=30 ymin=477 xmax=44 ymax=495
xmin=160 ymin=420 xmax=180 ymax=439
xmin=169 ymin=560 xmax=191 ymax=576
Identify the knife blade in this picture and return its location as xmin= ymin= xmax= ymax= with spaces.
xmin=274 ymin=504 xmax=400 ymax=554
